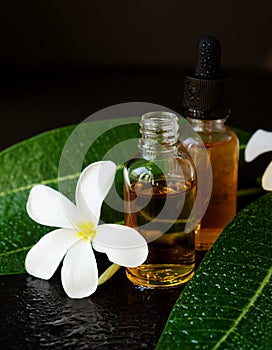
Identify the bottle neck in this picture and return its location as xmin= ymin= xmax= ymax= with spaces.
xmin=139 ymin=111 xmax=180 ymax=158
xmin=187 ymin=117 xmax=227 ymax=133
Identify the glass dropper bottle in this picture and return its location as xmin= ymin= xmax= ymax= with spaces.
xmin=182 ymin=36 xmax=239 ymax=251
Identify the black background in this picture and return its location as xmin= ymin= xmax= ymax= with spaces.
xmin=0 ymin=0 xmax=271 ymax=150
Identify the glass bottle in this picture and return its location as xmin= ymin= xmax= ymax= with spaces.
xmin=182 ymin=36 xmax=239 ymax=250
xmin=123 ymin=111 xmax=197 ymax=288
xmin=187 ymin=118 xmax=239 ymax=250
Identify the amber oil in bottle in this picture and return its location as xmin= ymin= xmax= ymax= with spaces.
xmin=123 ymin=112 xmax=197 ymax=288
xmin=187 ymin=118 xmax=239 ymax=250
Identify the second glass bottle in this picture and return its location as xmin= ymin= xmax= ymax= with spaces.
xmin=123 ymin=111 xmax=197 ymax=288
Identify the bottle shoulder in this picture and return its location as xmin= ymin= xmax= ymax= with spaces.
xmin=196 ymin=125 xmax=239 ymax=147
xmin=187 ymin=118 xmax=239 ymax=145
xmin=123 ymin=147 xmax=196 ymax=186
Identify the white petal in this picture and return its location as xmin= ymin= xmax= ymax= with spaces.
xmin=93 ymin=224 xmax=148 ymax=267
xmin=27 ymin=185 xmax=81 ymax=229
xmin=245 ymin=129 xmax=272 ymax=162
xmin=75 ymin=161 xmax=116 ymax=226
xmin=25 ymin=228 xmax=80 ymax=280
xmin=61 ymin=239 xmax=98 ymax=299
xmin=262 ymin=160 xmax=272 ymax=191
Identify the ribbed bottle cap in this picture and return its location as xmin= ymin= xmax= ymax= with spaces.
xmin=182 ymin=36 xmax=231 ymax=119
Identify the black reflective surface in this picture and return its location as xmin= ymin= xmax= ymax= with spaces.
xmin=0 ymin=257 xmax=187 ymax=350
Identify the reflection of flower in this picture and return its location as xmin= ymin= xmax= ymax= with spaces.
xmin=245 ymin=129 xmax=272 ymax=191
xmin=25 ymin=161 xmax=148 ymax=299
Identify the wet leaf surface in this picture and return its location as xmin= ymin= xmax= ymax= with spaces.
xmin=156 ymin=193 xmax=272 ymax=350
xmin=0 ymin=118 xmax=141 ymax=274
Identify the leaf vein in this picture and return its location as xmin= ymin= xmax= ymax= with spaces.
xmin=0 ymin=173 xmax=81 ymax=198
xmin=0 ymin=246 xmax=32 ymax=256
xmin=211 ymin=265 xmax=272 ymax=350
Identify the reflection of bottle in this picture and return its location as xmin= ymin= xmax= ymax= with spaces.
xmin=182 ymin=36 xmax=239 ymax=251
xmin=123 ymin=111 xmax=197 ymax=288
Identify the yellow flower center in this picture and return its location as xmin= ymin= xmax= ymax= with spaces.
xmin=77 ymin=221 xmax=97 ymax=241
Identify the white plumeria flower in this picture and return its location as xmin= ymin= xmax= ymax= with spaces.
xmin=245 ymin=129 xmax=272 ymax=191
xmin=25 ymin=161 xmax=148 ymax=299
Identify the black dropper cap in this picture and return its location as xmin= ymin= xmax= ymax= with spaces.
xmin=182 ymin=36 xmax=231 ymax=119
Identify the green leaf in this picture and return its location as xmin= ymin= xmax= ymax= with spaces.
xmin=0 ymin=117 xmax=140 ymax=275
xmin=0 ymin=117 xmax=140 ymax=222
xmin=156 ymin=192 xmax=272 ymax=350
xmin=0 ymin=117 xmax=252 ymax=276
xmin=0 ymin=211 xmax=49 ymax=274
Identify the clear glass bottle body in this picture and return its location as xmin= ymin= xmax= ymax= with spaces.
xmin=123 ymin=112 xmax=196 ymax=288
xmin=187 ymin=117 xmax=239 ymax=251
